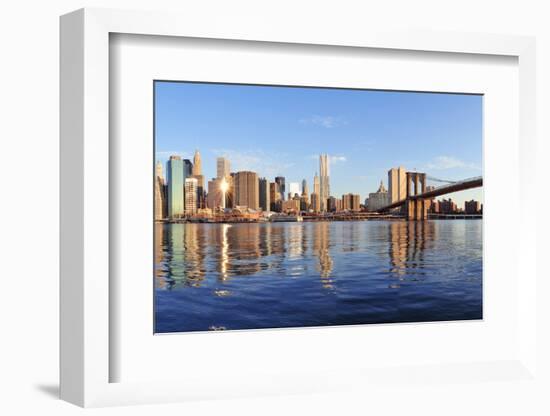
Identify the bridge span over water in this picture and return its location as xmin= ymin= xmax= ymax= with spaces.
xmin=377 ymin=173 xmax=483 ymax=220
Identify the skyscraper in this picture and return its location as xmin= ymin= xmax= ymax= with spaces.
xmin=301 ymin=179 xmax=309 ymax=206
xmin=302 ymin=179 xmax=309 ymax=197
xmin=156 ymin=160 xmax=164 ymax=180
xmin=192 ymin=150 xmax=205 ymax=208
xmin=234 ymin=171 xmax=259 ymax=210
xmin=155 ymin=161 xmax=167 ymax=220
xmin=275 ymin=176 xmax=286 ymax=201
xmin=310 ymin=192 xmax=320 ymax=212
xmin=216 ymin=157 xmax=230 ymax=179
xmin=313 ymin=173 xmax=320 ymax=195
xmin=300 ymin=195 xmax=309 ymax=211
xmin=319 ymin=154 xmax=330 ymax=212
xmin=207 ymin=178 xmax=224 ymax=210
xmin=192 ymin=149 xmax=202 ymax=176
xmin=184 ymin=177 xmax=198 ymax=215
xmin=388 ymin=166 xmax=407 ymax=204
xmin=258 ymin=178 xmax=270 ymax=211
xmin=269 ymin=182 xmax=281 ymax=212
xmin=167 ymin=156 xmax=184 ymax=218
xmin=183 ymin=159 xmax=193 ymax=178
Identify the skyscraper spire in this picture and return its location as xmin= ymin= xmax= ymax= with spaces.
xmin=192 ymin=149 xmax=202 ymax=176
xmin=319 ymin=154 xmax=330 ymax=212
xmin=191 ymin=149 xmax=205 ymax=209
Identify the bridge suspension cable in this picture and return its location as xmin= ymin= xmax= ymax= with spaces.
xmin=426 ymin=175 xmax=458 ymax=184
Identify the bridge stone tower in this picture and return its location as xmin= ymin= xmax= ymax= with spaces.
xmin=406 ymin=172 xmax=428 ymax=220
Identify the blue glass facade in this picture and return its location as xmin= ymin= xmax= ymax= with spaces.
xmin=167 ymin=157 xmax=184 ymax=217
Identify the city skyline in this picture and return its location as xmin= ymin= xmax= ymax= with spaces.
xmin=153 ymin=81 xmax=483 ymax=333
xmin=156 ymin=149 xmax=481 ymax=218
xmin=155 ymin=81 xmax=483 ymax=207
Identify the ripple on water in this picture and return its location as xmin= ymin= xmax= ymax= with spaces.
xmin=154 ymin=220 xmax=483 ymax=333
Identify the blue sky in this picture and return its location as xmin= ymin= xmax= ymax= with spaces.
xmin=155 ymin=81 xmax=483 ymax=207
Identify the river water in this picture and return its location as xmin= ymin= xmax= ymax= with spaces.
xmin=154 ymin=220 xmax=482 ymax=333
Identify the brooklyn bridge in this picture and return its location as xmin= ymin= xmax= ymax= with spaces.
xmin=377 ymin=172 xmax=483 ymax=220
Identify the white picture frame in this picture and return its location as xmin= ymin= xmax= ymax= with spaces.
xmin=60 ymin=7 xmax=537 ymax=407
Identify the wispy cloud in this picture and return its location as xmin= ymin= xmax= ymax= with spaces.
xmin=424 ymin=156 xmax=480 ymax=170
xmin=299 ymin=115 xmax=347 ymax=129
xmin=330 ymin=155 xmax=347 ymax=164
xmin=212 ymin=148 xmax=294 ymax=177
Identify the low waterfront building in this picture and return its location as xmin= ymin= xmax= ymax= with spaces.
xmin=465 ymin=199 xmax=481 ymax=214
xmin=438 ymin=198 xmax=457 ymax=214
xmin=282 ymin=198 xmax=300 ymax=213
xmin=342 ymin=193 xmax=361 ymax=211
xmin=327 ymin=196 xmax=339 ymax=212
xmin=366 ymin=181 xmax=390 ymax=212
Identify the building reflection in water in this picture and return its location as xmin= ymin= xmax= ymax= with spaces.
xmin=154 ymin=222 xmax=166 ymax=289
xmin=156 ymin=222 xmax=339 ymax=290
xmin=312 ymin=222 xmax=334 ymax=288
xmin=155 ymin=220 xmax=482 ymax=332
xmin=388 ymin=221 xmax=436 ymax=282
xmin=154 ymin=223 xmax=207 ymax=289
xmin=156 ymin=221 xmax=440 ymax=291
xmin=183 ymin=224 xmax=207 ymax=286
xmin=224 ymin=224 xmax=263 ymax=278
xmin=287 ymin=223 xmax=307 ymax=277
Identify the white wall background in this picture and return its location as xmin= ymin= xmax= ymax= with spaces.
xmin=0 ymin=1 xmax=548 ymax=415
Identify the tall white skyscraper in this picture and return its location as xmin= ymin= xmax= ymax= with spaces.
xmin=313 ymin=173 xmax=320 ymax=195
xmin=216 ymin=157 xmax=230 ymax=179
xmin=319 ymin=154 xmax=330 ymax=212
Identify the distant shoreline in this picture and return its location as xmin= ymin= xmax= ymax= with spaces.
xmin=155 ymin=216 xmax=482 ymax=225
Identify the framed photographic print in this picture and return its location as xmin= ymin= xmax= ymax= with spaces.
xmin=152 ymin=81 xmax=484 ymax=334
xmin=60 ymin=8 xmax=538 ymax=408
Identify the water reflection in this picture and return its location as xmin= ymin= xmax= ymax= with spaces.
xmin=312 ymin=222 xmax=334 ymax=288
xmin=388 ymin=221 xmax=436 ymax=280
xmin=154 ymin=220 xmax=482 ymax=332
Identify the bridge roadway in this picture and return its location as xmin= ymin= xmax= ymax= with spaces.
xmin=378 ymin=176 xmax=483 ymax=212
